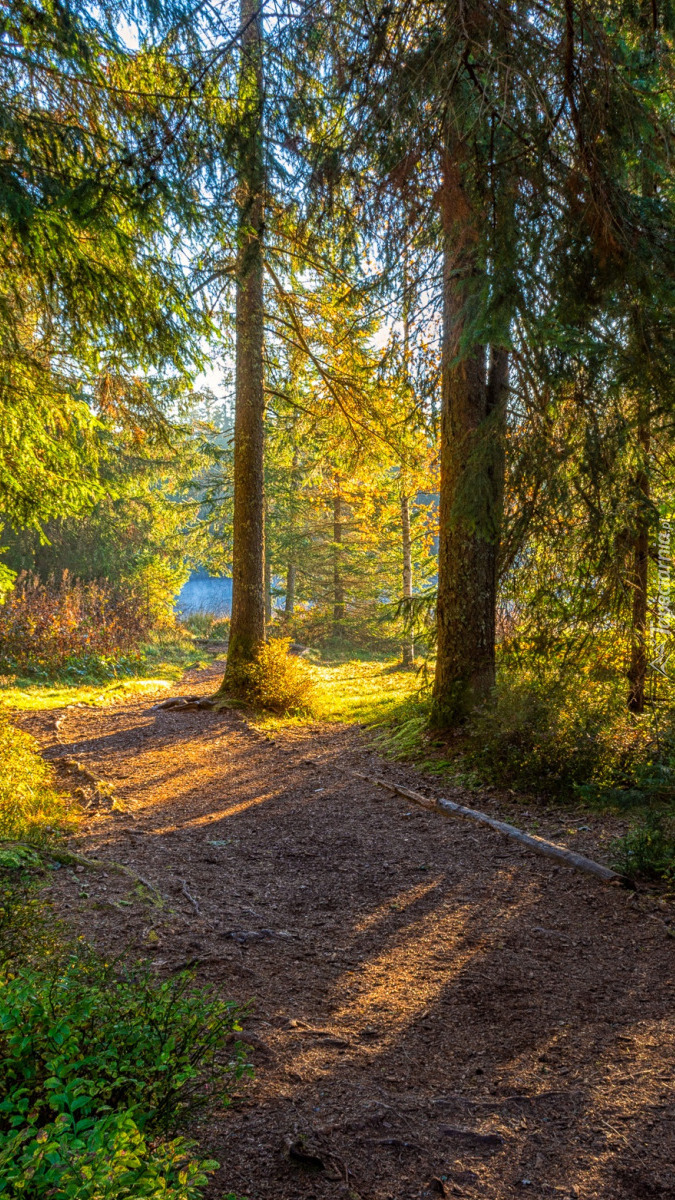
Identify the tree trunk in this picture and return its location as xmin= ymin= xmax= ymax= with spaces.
xmin=284 ymin=444 xmax=298 ymax=621
xmin=628 ymin=0 xmax=656 ymax=714
xmin=627 ymin=396 xmax=650 ymax=713
xmin=333 ymin=487 xmax=345 ymax=639
xmin=431 ymin=149 xmax=507 ymax=726
xmin=401 ymin=492 xmax=414 ymax=667
xmin=264 ymin=518 xmax=272 ymax=623
xmin=285 ymin=562 xmax=295 ymax=618
xmin=223 ymin=0 xmax=265 ymax=683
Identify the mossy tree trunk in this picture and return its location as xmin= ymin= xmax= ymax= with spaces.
xmin=224 ymin=0 xmax=265 ymax=684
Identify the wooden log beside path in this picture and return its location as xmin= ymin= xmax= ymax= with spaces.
xmin=311 ymin=762 xmax=628 ymax=887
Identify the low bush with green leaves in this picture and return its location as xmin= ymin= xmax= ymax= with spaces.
xmin=0 ymin=1109 xmax=216 ymax=1200
xmin=610 ymin=809 xmax=675 ymax=884
xmin=445 ymin=668 xmax=675 ymax=810
xmin=0 ymin=948 xmax=249 ymax=1199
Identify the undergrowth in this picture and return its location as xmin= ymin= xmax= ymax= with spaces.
xmin=281 ymin=607 xmax=405 ymax=656
xmin=0 ymin=574 xmax=151 ymax=681
xmin=0 ymin=635 xmax=210 ymax=712
xmin=0 ymin=714 xmax=249 ymax=1199
xmin=610 ymin=811 xmax=675 ymax=884
xmin=0 ymin=930 xmax=249 ymax=1199
xmin=179 ymin=613 xmax=230 ymax=641
xmin=374 ymin=664 xmax=675 ymax=884
xmin=229 ymin=637 xmax=316 ymax=715
xmin=0 ymin=719 xmax=76 ymax=844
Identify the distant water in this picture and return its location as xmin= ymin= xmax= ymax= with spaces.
xmin=175 ymin=573 xmax=232 ymax=616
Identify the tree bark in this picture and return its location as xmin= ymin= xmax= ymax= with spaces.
xmin=431 ymin=149 xmax=507 ymax=726
xmin=224 ymin=0 xmax=265 ymax=683
xmin=264 ymin=513 xmax=272 ymax=623
xmin=627 ymin=396 xmax=650 ymax=713
xmin=400 ymin=492 xmax=414 ymax=667
xmin=627 ymin=3 xmax=658 ymax=712
xmin=284 ymin=445 xmax=298 ymax=621
xmin=284 ymin=561 xmax=295 ymax=618
xmin=333 ymin=486 xmax=345 ymax=639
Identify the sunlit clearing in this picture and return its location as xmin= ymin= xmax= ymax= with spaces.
xmin=0 ymin=678 xmax=171 ymax=711
xmin=310 ymin=660 xmax=421 ymax=725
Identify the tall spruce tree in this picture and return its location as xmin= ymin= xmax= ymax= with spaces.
xmin=224 ymin=0 xmax=267 ymax=680
xmin=303 ymin=0 xmax=675 ymax=722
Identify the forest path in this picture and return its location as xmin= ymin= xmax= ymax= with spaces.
xmin=24 ymin=663 xmax=675 ymax=1200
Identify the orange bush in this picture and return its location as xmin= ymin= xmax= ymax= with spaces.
xmin=0 ymin=573 xmax=152 ymax=679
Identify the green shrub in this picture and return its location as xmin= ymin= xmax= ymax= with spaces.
xmin=0 ymin=867 xmax=57 ymax=969
xmin=464 ymin=669 xmax=660 ymax=800
xmin=0 ymin=953 xmax=249 ymax=1199
xmin=0 ymin=1109 xmax=215 ymax=1200
xmin=239 ymin=638 xmax=315 ymax=715
xmin=610 ymin=810 xmax=675 ymax=883
xmin=0 ymin=954 xmax=248 ymax=1135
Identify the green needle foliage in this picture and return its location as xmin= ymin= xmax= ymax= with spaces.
xmin=0 ymin=0 xmax=219 ymax=529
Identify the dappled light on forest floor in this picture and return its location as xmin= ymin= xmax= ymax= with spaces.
xmin=353 ymin=878 xmax=442 ymax=932
xmin=327 ymin=889 xmax=522 ymax=1051
xmin=153 ymin=791 xmax=283 ymax=832
xmin=21 ymin=664 xmax=675 ymax=1200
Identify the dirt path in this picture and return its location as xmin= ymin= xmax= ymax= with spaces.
xmin=22 ymin=664 xmax=675 ymax=1200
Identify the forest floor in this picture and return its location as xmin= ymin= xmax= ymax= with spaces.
xmin=17 ymin=660 xmax=675 ymax=1200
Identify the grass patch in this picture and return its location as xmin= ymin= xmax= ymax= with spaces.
xmin=0 ymin=719 xmax=76 ymax=843
xmin=0 ymin=635 xmax=212 ymax=712
xmin=311 ymin=657 xmax=421 ymax=725
xmin=245 ymin=655 xmax=421 ymax=731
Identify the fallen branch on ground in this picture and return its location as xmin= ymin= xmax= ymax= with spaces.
xmin=179 ymin=878 xmax=202 ymax=915
xmin=307 ymin=765 xmax=628 ymax=886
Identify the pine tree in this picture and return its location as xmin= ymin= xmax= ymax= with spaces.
xmin=307 ymin=0 xmax=675 ymax=721
xmin=223 ymin=0 xmax=267 ymax=681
